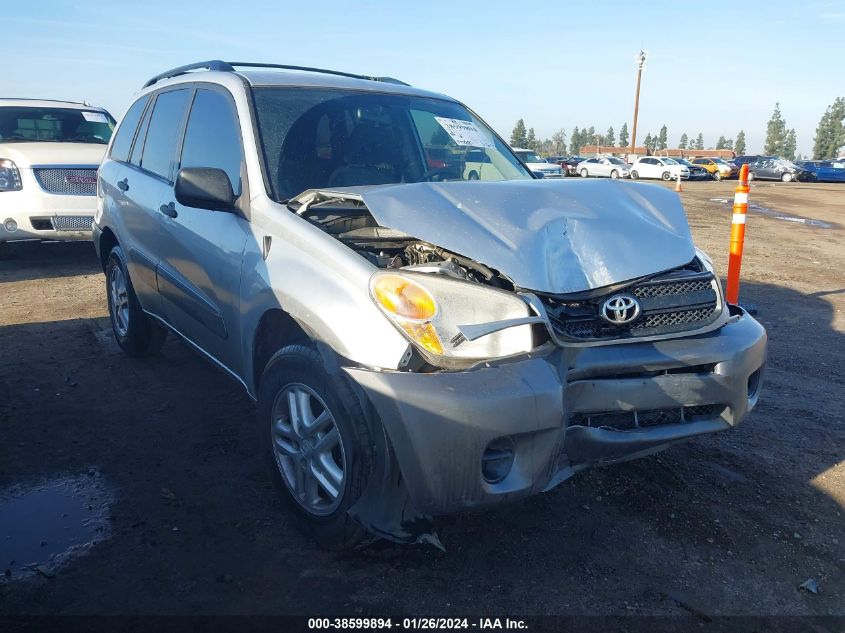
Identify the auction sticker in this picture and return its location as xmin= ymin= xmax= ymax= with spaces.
xmin=434 ymin=117 xmax=494 ymax=149
xmin=81 ymin=111 xmax=109 ymax=123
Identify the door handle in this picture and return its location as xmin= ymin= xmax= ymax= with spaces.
xmin=159 ymin=202 xmax=178 ymax=218
xmin=117 ymin=178 xmax=129 ymax=192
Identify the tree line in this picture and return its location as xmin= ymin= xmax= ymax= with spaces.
xmin=509 ymin=96 xmax=844 ymax=160
xmin=510 ymin=118 xmax=746 ymax=156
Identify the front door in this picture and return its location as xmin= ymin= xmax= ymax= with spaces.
xmin=154 ymin=87 xmax=250 ymax=375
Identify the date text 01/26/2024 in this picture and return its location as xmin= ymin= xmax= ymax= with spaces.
xmin=307 ymin=618 xmax=528 ymax=630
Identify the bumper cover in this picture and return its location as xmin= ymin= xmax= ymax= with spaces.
xmin=0 ymin=186 xmax=96 ymax=243
xmin=345 ymin=309 xmax=766 ymax=515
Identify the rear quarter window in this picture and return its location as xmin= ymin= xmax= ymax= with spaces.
xmin=109 ymin=96 xmax=149 ymax=163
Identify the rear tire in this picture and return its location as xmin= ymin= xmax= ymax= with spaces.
xmin=467 ymin=171 xmax=479 ymax=181
xmin=105 ymin=245 xmax=166 ymax=356
xmin=748 ymin=172 xmax=755 ymax=181
xmin=257 ymin=344 xmax=373 ymax=550
xmin=580 ymin=168 xmax=589 ymax=178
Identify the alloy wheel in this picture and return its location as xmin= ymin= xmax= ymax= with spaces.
xmin=109 ymin=265 xmax=130 ymax=337
xmin=271 ymin=383 xmax=346 ymax=516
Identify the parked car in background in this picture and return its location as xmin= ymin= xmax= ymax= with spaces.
xmin=1 ymin=98 xmax=115 ymax=244
xmin=691 ymin=157 xmax=737 ymax=181
xmin=733 ymin=155 xmax=773 ymax=169
xmin=95 ymin=59 xmax=766 ymax=549
xmin=512 ymin=148 xmax=562 ymax=177
xmin=577 ymin=156 xmax=630 ymax=179
xmin=630 ymin=156 xmax=690 ymax=181
xmin=796 ymin=159 xmax=845 ymax=183
xmin=748 ymin=158 xmax=815 ymax=182
xmin=674 ymin=159 xmax=710 ymax=181
xmin=561 ymin=156 xmax=585 ymax=176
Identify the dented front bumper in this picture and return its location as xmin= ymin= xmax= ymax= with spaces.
xmin=344 ymin=308 xmax=767 ymax=516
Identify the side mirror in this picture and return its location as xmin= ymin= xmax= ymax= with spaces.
xmin=175 ymin=167 xmax=235 ymax=211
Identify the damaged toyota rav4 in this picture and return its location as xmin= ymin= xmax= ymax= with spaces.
xmin=94 ymin=61 xmax=767 ymax=548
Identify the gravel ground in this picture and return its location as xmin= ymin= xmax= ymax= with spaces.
xmin=0 ymin=180 xmax=842 ymax=619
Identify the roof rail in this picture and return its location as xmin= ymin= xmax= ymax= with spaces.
xmin=142 ymin=60 xmax=409 ymax=89
xmin=142 ymin=60 xmax=234 ymax=88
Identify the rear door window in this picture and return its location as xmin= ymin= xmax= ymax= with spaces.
xmin=109 ymin=96 xmax=149 ymax=163
xmin=140 ymin=89 xmax=191 ymax=181
xmin=178 ymin=89 xmax=244 ymax=196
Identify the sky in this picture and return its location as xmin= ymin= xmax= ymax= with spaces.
xmin=6 ymin=1 xmax=845 ymax=156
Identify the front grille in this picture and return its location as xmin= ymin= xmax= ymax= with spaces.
xmin=571 ymin=404 xmax=723 ymax=431
xmin=51 ymin=216 xmax=94 ymax=231
xmin=32 ymin=168 xmax=97 ymax=196
xmin=543 ymin=265 xmax=720 ymax=341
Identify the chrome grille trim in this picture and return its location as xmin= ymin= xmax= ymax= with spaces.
xmin=32 ymin=167 xmax=98 ymax=196
xmin=541 ymin=267 xmax=722 ymax=342
xmin=51 ymin=216 xmax=94 ymax=231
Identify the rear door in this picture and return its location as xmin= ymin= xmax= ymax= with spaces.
xmin=155 ymin=86 xmax=250 ymax=375
xmin=99 ymin=94 xmax=161 ymax=308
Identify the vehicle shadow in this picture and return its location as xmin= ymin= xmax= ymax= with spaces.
xmin=0 ymin=241 xmax=101 ymax=283
xmin=0 ymin=280 xmax=841 ymax=617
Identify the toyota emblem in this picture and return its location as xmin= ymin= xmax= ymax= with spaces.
xmin=600 ymin=294 xmax=641 ymax=325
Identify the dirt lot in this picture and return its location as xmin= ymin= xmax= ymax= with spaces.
xmin=0 ymin=180 xmax=843 ymax=619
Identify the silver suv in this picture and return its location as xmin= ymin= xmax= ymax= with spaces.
xmin=95 ymin=61 xmax=767 ymax=548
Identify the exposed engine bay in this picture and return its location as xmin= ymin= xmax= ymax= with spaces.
xmin=295 ymin=197 xmax=513 ymax=289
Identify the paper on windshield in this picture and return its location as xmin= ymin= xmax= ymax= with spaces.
xmin=81 ymin=111 xmax=109 ymax=123
xmin=434 ymin=117 xmax=494 ymax=149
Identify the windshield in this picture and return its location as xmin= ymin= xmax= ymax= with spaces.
xmin=0 ymin=107 xmax=114 ymax=144
xmin=662 ymin=158 xmax=679 ymax=165
xmin=713 ymin=158 xmax=730 ymax=165
xmin=252 ymin=88 xmax=531 ymax=201
xmin=607 ymin=157 xmax=627 ymax=165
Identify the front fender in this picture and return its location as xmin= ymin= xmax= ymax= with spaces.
xmin=239 ymin=198 xmax=409 ymax=396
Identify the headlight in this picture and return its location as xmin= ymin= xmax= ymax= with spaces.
xmin=0 ymin=159 xmax=22 ymax=192
xmin=370 ymin=271 xmax=536 ymax=367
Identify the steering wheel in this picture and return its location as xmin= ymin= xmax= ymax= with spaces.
xmin=418 ymin=167 xmax=462 ymax=182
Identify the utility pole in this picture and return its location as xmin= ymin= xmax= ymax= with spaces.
xmin=629 ymin=50 xmax=647 ymax=160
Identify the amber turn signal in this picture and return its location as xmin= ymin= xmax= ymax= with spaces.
xmin=372 ymin=274 xmax=437 ymax=321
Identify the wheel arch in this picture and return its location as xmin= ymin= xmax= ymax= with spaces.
xmin=98 ymin=226 xmax=119 ymax=272
xmin=251 ymin=308 xmax=312 ymax=395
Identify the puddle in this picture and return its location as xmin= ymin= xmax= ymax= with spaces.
xmin=0 ymin=470 xmax=114 ymax=581
xmin=710 ymin=198 xmax=835 ymax=229
xmin=748 ymin=203 xmax=835 ymax=229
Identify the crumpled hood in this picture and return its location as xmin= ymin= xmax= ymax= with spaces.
xmin=304 ymin=179 xmax=696 ymax=295
xmin=0 ymin=142 xmax=106 ymax=168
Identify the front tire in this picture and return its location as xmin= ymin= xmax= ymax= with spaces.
xmin=258 ymin=344 xmax=372 ymax=549
xmin=714 ymin=171 xmax=723 ymax=181
xmin=610 ymin=169 xmax=619 ymax=179
xmin=630 ymin=170 xmax=639 ymax=180
xmin=580 ymin=168 xmax=589 ymax=178
xmin=662 ymin=171 xmax=672 ymax=181
xmin=782 ymin=172 xmax=793 ymax=182
xmin=105 ymin=245 xmax=166 ymax=356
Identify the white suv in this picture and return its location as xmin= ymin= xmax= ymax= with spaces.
xmin=0 ymin=99 xmax=115 ymax=243
xmin=630 ymin=156 xmax=689 ymax=181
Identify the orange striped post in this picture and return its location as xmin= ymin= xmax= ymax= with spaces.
xmin=725 ymin=164 xmax=749 ymax=304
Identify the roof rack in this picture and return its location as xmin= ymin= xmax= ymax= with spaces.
xmin=142 ymin=60 xmax=409 ymax=89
